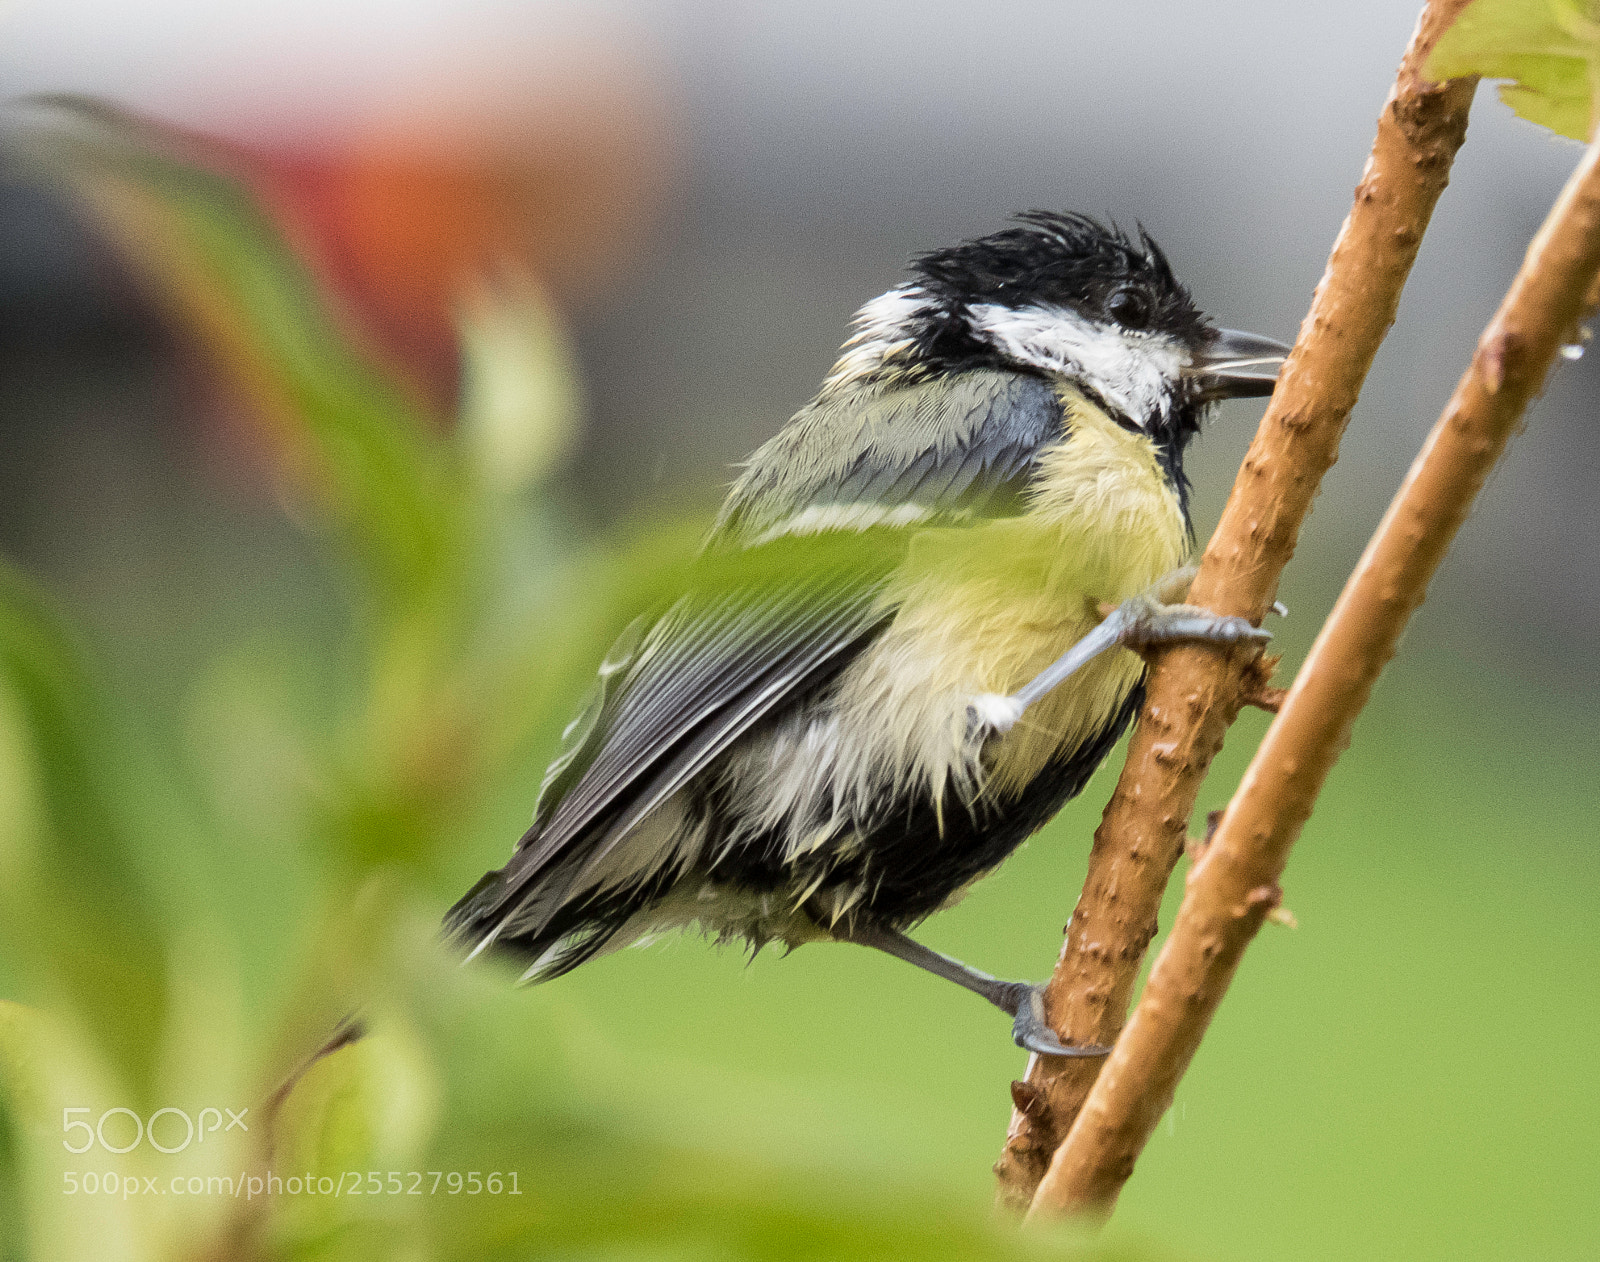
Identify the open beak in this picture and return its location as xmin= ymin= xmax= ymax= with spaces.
xmin=1187 ymin=327 xmax=1292 ymax=400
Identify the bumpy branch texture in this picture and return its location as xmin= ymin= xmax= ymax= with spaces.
xmin=993 ymin=0 xmax=1477 ymax=1209
xmin=1030 ymin=130 xmax=1600 ymax=1221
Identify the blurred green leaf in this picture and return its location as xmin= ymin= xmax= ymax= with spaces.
xmin=0 ymin=1002 xmax=149 ymax=1262
xmin=0 ymin=563 xmax=169 ymax=1103
xmin=457 ymin=275 xmax=583 ymax=498
xmin=4 ymin=97 xmax=476 ymax=629
xmin=1429 ymin=0 xmax=1600 ymax=140
xmin=270 ymin=1022 xmax=439 ymax=1253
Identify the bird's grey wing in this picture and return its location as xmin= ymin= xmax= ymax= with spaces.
xmin=445 ymin=551 xmax=896 ymax=949
xmin=713 ymin=369 xmax=1066 ymax=543
xmin=451 ymin=371 xmax=1062 ymax=952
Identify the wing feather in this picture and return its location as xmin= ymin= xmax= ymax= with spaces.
xmin=448 ymin=552 xmax=896 ymax=947
xmin=715 ymin=369 xmax=1066 ymax=541
xmin=451 ymin=369 xmax=1071 ymax=957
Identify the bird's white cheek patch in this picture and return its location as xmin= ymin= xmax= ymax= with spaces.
xmin=968 ymin=302 xmax=1185 ymax=428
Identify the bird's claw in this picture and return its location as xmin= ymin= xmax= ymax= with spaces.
xmin=1005 ymin=983 xmax=1111 ymax=1058
xmin=1114 ymin=598 xmax=1272 ymax=652
xmin=963 ymin=570 xmax=1270 ymax=746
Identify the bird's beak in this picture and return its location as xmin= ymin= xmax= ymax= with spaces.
xmin=1187 ymin=328 xmax=1292 ymax=400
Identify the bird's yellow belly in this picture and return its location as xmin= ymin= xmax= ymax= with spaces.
xmin=836 ymin=389 xmax=1191 ymax=799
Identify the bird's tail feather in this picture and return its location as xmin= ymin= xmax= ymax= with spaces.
xmin=443 ymin=864 xmax=636 ymax=984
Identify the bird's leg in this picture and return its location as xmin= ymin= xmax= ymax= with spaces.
xmin=968 ymin=565 xmax=1275 ymax=736
xmin=830 ymin=916 xmax=1109 ymax=1058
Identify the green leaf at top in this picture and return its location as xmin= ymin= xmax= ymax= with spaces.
xmin=1429 ymin=0 xmax=1600 ymax=141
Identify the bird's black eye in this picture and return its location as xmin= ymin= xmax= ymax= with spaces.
xmin=1105 ymin=286 xmax=1151 ymax=330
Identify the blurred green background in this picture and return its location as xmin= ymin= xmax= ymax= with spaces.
xmin=0 ymin=4 xmax=1597 ymax=1260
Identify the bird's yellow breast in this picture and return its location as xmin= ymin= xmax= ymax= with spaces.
xmin=844 ymin=388 xmax=1190 ymax=800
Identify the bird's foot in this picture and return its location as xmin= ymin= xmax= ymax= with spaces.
xmin=968 ymin=566 xmax=1273 ymax=737
xmin=998 ymin=982 xmax=1111 ymax=1058
xmin=1110 ymin=592 xmax=1273 ymax=656
xmin=830 ymin=917 xmax=1112 ymax=1058
xmin=1104 ymin=564 xmax=1272 ymax=654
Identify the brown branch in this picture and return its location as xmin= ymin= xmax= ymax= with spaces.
xmin=993 ymin=0 xmax=1477 ymax=1208
xmin=1029 ymin=129 xmax=1600 ymax=1220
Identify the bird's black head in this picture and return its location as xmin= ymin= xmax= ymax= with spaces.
xmin=913 ymin=210 xmax=1208 ymax=361
xmin=824 ymin=211 xmax=1285 ymax=477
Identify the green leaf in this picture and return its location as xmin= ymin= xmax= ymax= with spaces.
xmin=456 ymin=277 xmax=582 ymax=499
xmin=1428 ymin=0 xmax=1600 ymax=141
xmin=0 ymin=562 xmax=170 ymax=1103
xmin=0 ymin=1003 xmax=146 ymax=1262
xmin=270 ymin=1017 xmax=440 ymax=1253
xmin=3 ymin=97 xmax=476 ymax=629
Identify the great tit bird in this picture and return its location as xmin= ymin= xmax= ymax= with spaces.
xmin=447 ymin=211 xmax=1287 ymax=1055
